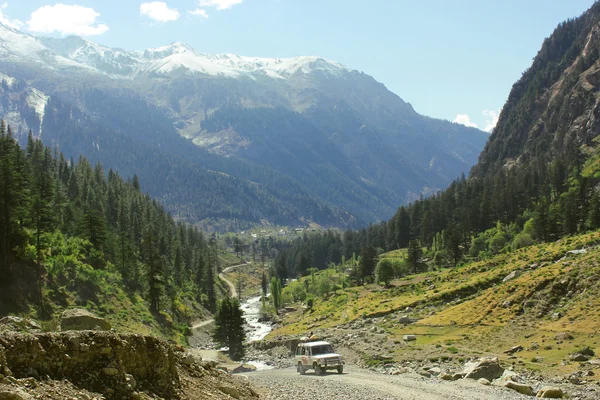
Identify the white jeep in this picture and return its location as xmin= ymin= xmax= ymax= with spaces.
xmin=295 ymin=341 xmax=344 ymax=375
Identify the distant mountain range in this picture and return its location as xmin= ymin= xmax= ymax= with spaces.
xmin=0 ymin=22 xmax=489 ymax=230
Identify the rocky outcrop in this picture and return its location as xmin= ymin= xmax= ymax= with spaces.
xmin=0 ymin=331 xmax=177 ymax=399
xmin=59 ymin=309 xmax=111 ymax=331
xmin=0 ymin=330 xmax=259 ymax=400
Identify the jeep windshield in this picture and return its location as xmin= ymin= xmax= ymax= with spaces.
xmin=311 ymin=345 xmax=334 ymax=355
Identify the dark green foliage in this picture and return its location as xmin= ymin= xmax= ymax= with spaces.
xmin=0 ymin=123 xmax=29 ymax=282
xmin=261 ymin=271 xmax=268 ymax=298
xmin=359 ymin=245 xmax=377 ymax=283
xmin=213 ymin=297 xmax=246 ymax=361
xmin=0 ymin=122 xmax=217 ymax=324
xmin=269 ymin=277 xmax=282 ymax=310
xmin=406 ymin=240 xmax=423 ymax=274
xmin=374 ymin=259 xmax=394 ymax=286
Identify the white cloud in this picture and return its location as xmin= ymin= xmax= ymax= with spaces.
xmin=0 ymin=3 xmax=23 ymax=30
xmin=140 ymin=2 xmax=180 ymax=22
xmin=27 ymin=4 xmax=108 ymax=36
xmin=198 ymin=0 xmax=244 ymax=11
xmin=453 ymin=114 xmax=478 ymax=129
xmin=189 ymin=8 xmax=209 ymax=18
xmin=483 ymin=109 xmax=501 ymax=133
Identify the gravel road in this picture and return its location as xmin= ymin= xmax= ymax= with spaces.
xmin=245 ymin=365 xmax=531 ymax=400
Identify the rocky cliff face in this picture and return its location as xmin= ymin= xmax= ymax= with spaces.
xmin=473 ymin=2 xmax=600 ymax=176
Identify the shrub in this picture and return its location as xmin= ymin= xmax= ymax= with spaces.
xmin=375 ymin=259 xmax=395 ymax=286
xmin=306 ymin=296 xmax=315 ymax=309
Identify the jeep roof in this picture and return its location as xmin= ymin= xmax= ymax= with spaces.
xmin=300 ymin=341 xmax=330 ymax=347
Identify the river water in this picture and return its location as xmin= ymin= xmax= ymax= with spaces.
xmin=240 ymin=295 xmax=273 ymax=342
xmin=241 ymin=295 xmax=275 ymax=371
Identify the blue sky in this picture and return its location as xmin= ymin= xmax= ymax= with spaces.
xmin=2 ymin=0 xmax=597 ymax=130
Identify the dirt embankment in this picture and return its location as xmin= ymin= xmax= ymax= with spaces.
xmin=0 ymin=329 xmax=258 ymax=400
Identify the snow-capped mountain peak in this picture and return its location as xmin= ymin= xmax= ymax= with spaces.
xmin=143 ymin=42 xmax=196 ymax=59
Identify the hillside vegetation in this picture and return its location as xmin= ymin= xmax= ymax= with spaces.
xmin=271 ymin=231 xmax=600 ymax=379
xmin=0 ymin=123 xmax=243 ymax=342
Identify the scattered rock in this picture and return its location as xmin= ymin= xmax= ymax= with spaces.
xmin=463 ymin=358 xmax=505 ymax=381
xmin=440 ymin=373 xmax=453 ymax=381
xmin=566 ymin=249 xmax=586 ymax=255
xmin=451 ymin=373 xmax=465 ymax=381
xmin=503 ymin=271 xmax=521 ymax=282
xmin=504 ymin=381 xmax=534 ymax=396
xmin=417 ymin=370 xmax=431 ymax=378
xmin=536 ymin=386 xmax=564 ymax=398
xmin=492 ymin=370 xmax=520 ymax=387
xmin=504 ymin=345 xmax=523 ymax=354
xmin=0 ymin=389 xmax=33 ymax=400
xmin=402 ymin=335 xmax=416 ymax=342
xmin=579 ymin=347 xmax=595 ymax=357
xmin=231 ymin=364 xmax=257 ymax=374
xmin=554 ymin=332 xmax=574 ymax=341
xmin=570 ymin=353 xmax=591 ymax=362
xmin=427 ymin=367 xmax=442 ymax=376
xmin=0 ymin=317 xmax=41 ymax=334
xmin=399 ymin=315 xmax=411 ymax=324
xmin=59 ymin=309 xmax=111 ymax=331
xmin=180 ymin=353 xmax=199 ymax=366
xmin=478 ymin=378 xmax=491 ymax=386
xmin=218 ymin=386 xmax=241 ymax=399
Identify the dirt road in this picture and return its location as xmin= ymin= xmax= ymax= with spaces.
xmin=246 ymin=366 xmax=530 ymax=400
xmin=190 ymin=263 xmax=247 ymax=331
xmin=219 ymin=264 xmax=242 ymax=299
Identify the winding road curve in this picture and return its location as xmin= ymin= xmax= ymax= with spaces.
xmin=191 ymin=263 xmax=247 ymax=330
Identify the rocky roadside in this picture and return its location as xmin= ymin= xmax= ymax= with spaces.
xmin=246 ymin=315 xmax=600 ymax=400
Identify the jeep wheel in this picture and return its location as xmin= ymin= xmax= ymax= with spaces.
xmin=297 ymin=362 xmax=306 ymax=375
xmin=337 ymin=366 xmax=343 ymax=374
xmin=314 ymin=363 xmax=324 ymax=375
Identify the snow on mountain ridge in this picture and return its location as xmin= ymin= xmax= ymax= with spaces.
xmin=0 ymin=22 xmax=351 ymax=79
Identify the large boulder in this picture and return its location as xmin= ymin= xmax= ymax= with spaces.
xmin=463 ymin=357 xmax=504 ymax=381
xmin=503 ymin=270 xmax=520 ymax=282
xmin=554 ymin=332 xmax=573 ymax=341
xmin=536 ymin=387 xmax=564 ymax=398
xmin=59 ymin=309 xmax=111 ymax=331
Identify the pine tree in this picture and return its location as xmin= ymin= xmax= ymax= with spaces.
xmin=269 ymin=277 xmax=282 ymax=310
xmin=213 ymin=297 xmax=246 ymax=361
xmin=0 ymin=122 xmax=28 ymax=281
xmin=358 ymin=245 xmax=377 ymax=283
xmin=80 ymin=209 xmax=108 ymax=252
xmin=206 ymin=259 xmax=216 ymax=312
xmin=406 ymin=239 xmax=423 ymax=274
xmin=143 ymin=225 xmax=164 ymax=313
xmin=29 ymin=145 xmax=56 ymax=313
